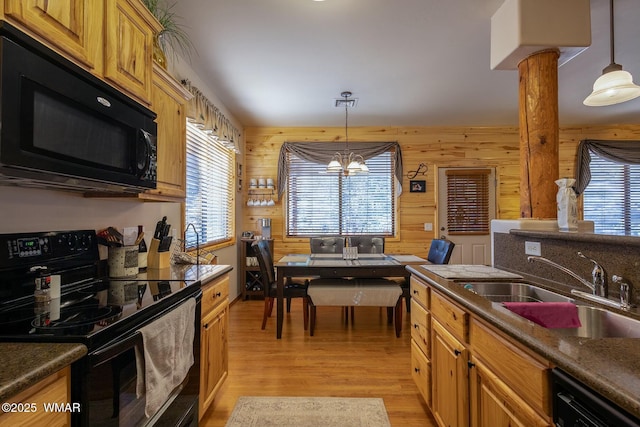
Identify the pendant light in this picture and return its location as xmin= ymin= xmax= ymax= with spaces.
xmin=584 ymin=0 xmax=640 ymax=106
xmin=326 ymin=91 xmax=368 ymax=175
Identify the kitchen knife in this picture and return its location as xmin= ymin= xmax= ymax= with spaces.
xmin=154 ymin=216 xmax=167 ymax=240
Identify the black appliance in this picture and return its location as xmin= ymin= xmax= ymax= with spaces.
xmin=0 ymin=230 xmax=201 ymax=427
xmin=0 ymin=22 xmax=157 ymax=193
xmin=552 ymin=368 xmax=640 ymax=427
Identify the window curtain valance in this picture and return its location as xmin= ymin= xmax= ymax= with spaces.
xmin=182 ymin=79 xmax=241 ymax=153
xmin=574 ymin=139 xmax=640 ymax=195
xmin=277 ymin=141 xmax=403 ymax=197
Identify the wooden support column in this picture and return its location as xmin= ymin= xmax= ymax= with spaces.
xmin=518 ymin=49 xmax=560 ymax=219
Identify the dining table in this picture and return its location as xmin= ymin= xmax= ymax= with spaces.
xmin=273 ymin=253 xmax=427 ymax=339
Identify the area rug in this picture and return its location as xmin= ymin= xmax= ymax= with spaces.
xmin=225 ymin=396 xmax=392 ymax=427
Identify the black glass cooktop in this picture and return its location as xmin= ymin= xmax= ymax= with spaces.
xmin=0 ymin=278 xmax=197 ymax=338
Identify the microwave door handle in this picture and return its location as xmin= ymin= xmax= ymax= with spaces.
xmin=137 ymin=129 xmax=152 ymax=177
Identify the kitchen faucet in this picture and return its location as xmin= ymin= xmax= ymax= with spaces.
xmin=527 ymin=252 xmax=607 ymax=297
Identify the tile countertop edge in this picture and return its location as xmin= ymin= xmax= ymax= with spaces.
xmin=407 ymin=265 xmax=640 ymax=419
xmin=0 ymin=342 xmax=87 ymax=401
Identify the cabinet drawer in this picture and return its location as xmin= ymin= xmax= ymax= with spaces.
xmin=431 ymin=291 xmax=468 ymax=343
xmin=410 ymin=299 xmax=430 ymax=357
xmin=411 ymin=340 xmax=431 ymax=408
xmin=409 ymin=277 xmax=429 ymax=308
xmin=202 ymin=275 xmax=230 ymax=315
xmin=470 ymin=318 xmax=551 ymax=417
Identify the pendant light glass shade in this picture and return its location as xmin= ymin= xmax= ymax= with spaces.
xmin=583 ymin=66 xmax=640 ymax=106
xmin=584 ymin=0 xmax=640 ymax=106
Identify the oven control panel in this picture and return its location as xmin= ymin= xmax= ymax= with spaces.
xmin=0 ymin=230 xmax=98 ymax=266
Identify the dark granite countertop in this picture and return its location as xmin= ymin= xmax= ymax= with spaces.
xmin=0 ymin=342 xmax=87 ymax=401
xmin=407 ymin=265 xmax=640 ymax=419
xmin=0 ymin=264 xmax=232 ymax=403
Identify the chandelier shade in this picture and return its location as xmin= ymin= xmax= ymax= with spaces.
xmin=584 ymin=0 xmax=640 ymax=107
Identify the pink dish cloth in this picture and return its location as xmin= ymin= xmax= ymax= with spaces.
xmin=503 ymin=302 xmax=582 ymax=329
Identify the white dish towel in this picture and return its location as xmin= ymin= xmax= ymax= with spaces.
xmin=136 ymin=297 xmax=196 ymax=418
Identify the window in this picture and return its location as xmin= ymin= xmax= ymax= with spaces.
xmin=446 ymin=169 xmax=490 ymax=235
xmin=583 ymin=153 xmax=640 ymax=236
xmin=285 ymin=150 xmax=397 ymax=237
xmin=185 ymin=121 xmax=235 ymax=247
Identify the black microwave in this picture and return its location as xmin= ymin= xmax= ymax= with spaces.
xmin=0 ymin=22 xmax=157 ymax=193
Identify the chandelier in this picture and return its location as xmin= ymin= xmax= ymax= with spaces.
xmin=326 ymin=91 xmax=369 ymax=175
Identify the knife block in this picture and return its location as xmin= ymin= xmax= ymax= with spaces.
xmin=147 ymin=238 xmax=170 ymax=269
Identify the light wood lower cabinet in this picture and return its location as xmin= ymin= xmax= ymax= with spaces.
xmin=199 ymin=274 xmax=229 ymax=419
xmin=431 ymin=318 xmax=469 ymax=427
xmin=410 ymin=276 xmax=553 ymax=427
xmin=0 ymin=366 xmax=71 ymax=427
xmin=470 ymin=356 xmax=550 ymax=427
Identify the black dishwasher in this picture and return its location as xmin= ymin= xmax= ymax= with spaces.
xmin=553 ymin=368 xmax=640 ymax=427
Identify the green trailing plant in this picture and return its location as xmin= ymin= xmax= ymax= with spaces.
xmin=142 ymin=0 xmax=196 ymax=63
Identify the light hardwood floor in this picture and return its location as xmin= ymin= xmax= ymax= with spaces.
xmin=200 ymin=298 xmax=436 ymax=426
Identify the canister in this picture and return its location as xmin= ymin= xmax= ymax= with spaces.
xmin=108 ymin=246 xmax=139 ymax=278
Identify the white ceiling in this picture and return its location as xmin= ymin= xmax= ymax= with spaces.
xmin=170 ymin=0 xmax=640 ymax=128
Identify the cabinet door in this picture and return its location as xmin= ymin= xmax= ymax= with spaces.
xmin=199 ymin=300 xmax=229 ymax=419
xmin=470 ymin=356 xmax=552 ymax=427
xmin=0 ymin=366 xmax=70 ymax=427
xmin=146 ymin=65 xmax=188 ymax=200
xmin=3 ymin=0 xmax=100 ymax=70
xmin=104 ymin=0 xmax=159 ymax=105
xmin=432 ymin=319 xmax=469 ymax=427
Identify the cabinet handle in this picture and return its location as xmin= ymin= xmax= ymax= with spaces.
xmin=468 ymin=361 xmax=476 ymax=369
xmin=203 ymin=323 xmax=209 ymax=329
xmin=454 ymin=349 xmax=461 ymax=356
xmin=214 ymin=292 xmax=222 ymax=298
xmin=413 ymin=323 xmax=419 ymax=329
xmin=414 ymin=367 xmax=420 ymax=373
xmin=413 ymin=290 xmax=419 ymax=295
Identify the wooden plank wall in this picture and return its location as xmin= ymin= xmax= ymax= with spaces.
xmin=242 ymin=125 xmax=640 ymax=259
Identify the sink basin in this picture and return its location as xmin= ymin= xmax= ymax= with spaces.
xmin=459 ymin=282 xmax=640 ymax=338
xmin=459 ymin=282 xmax=575 ymax=303
xmin=553 ymin=305 xmax=640 ymax=339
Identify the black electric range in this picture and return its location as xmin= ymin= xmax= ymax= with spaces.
xmin=0 ymin=230 xmax=202 ymax=426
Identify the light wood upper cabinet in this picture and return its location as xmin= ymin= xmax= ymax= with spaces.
xmin=103 ymin=0 xmax=161 ymax=106
xmin=140 ymin=64 xmax=190 ymax=201
xmin=2 ymin=0 xmax=101 ymax=71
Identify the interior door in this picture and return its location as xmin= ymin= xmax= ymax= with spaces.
xmin=437 ymin=167 xmax=496 ymax=265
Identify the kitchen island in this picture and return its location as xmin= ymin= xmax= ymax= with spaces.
xmin=408 ymin=264 xmax=640 ymax=423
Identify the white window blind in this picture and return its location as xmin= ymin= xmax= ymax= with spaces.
xmin=446 ymin=169 xmax=490 ymax=235
xmin=583 ymin=154 xmax=640 ymax=236
xmin=285 ymin=150 xmax=396 ymax=237
xmin=185 ymin=121 xmax=235 ymax=247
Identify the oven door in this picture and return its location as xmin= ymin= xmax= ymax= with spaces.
xmin=78 ymin=296 xmax=201 ymax=427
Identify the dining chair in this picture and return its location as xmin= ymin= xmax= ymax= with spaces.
xmin=310 ymin=236 xmax=345 ymax=254
xmin=402 ymin=238 xmax=455 ymax=312
xmin=347 ymin=236 xmax=385 ymax=254
xmin=252 ymin=240 xmax=309 ymax=330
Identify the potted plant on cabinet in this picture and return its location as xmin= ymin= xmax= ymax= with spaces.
xmin=141 ymin=0 xmax=195 ymax=68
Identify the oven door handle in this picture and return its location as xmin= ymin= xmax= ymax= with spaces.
xmin=90 ymin=331 xmax=143 ymax=366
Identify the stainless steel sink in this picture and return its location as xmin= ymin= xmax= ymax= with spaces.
xmin=553 ymin=305 xmax=640 ymax=339
xmin=459 ymin=282 xmax=640 ymax=338
xmin=459 ymin=282 xmax=575 ymax=303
